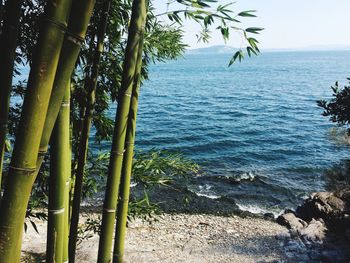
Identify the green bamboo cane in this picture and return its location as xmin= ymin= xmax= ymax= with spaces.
xmin=113 ymin=31 xmax=144 ymax=263
xmin=46 ymin=81 xmax=71 ymax=263
xmin=0 ymin=0 xmax=22 ymax=198
xmin=0 ymin=0 xmax=72 ymax=261
xmin=37 ymin=0 xmax=95 ymax=261
xmin=97 ymin=0 xmax=146 ymax=261
xmin=63 ymin=131 xmax=72 ymax=263
xmin=68 ymin=1 xmax=111 ymax=261
xmin=36 ymin=0 xmax=96 ymax=176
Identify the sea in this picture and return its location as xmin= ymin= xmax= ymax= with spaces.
xmin=126 ymin=50 xmax=350 ymax=215
xmin=15 ymin=50 xmax=350 ymax=215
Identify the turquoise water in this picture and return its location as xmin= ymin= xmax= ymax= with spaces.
xmin=131 ymin=51 xmax=350 ymax=214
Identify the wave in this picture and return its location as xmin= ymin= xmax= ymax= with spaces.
xmin=235 ymin=203 xmax=283 ymax=217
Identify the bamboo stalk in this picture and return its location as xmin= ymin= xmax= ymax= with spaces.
xmin=33 ymin=0 xmax=96 ymax=262
xmin=46 ymin=81 xmax=71 ymax=263
xmin=63 ymin=154 xmax=71 ymax=263
xmin=0 ymin=0 xmax=72 ymax=261
xmin=0 ymin=0 xmax=22 ymax=198
xmin=68 ymin=1 xmax=111 ymax=261
xmin=97 ymin=0 xmax=147 ymax=261
xmin=36 ymin=0 xmax=96 ymax=175
xmin=113 ymin=31 xmax=144 ymax=263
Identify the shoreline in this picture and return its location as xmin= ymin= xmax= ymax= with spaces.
xmin=22 ymin=185 xmax=289 ymax=262
xmin=22 ymin=186 xmax=350 ymax=262
xmin=22 ymin=212 xmax=289 ymax=263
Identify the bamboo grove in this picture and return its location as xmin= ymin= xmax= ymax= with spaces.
xmin=0 ymin=0 xmax=261 ymax=261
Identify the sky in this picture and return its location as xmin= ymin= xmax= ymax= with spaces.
xmin=153 ymin=0 xmax=350 ymax=50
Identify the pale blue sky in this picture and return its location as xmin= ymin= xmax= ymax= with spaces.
xmin=154 ymin=0 xmax=350 ymax=49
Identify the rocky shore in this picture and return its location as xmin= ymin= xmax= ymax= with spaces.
xmin=22 ymin=186 xmax=350 ymax=262
xmin=277 ymin=188 xmax=350 ymax=262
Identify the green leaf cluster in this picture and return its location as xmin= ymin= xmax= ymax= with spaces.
xmin=317 ymin=78 xmax=350 ymax=133
xmin=159 ymin=0 xmax=262 ymax=65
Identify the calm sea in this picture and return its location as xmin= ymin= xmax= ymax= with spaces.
xmin=129 ymin=51 xmax=350 ymax=214
xmin=16 ymin=51 xmax=350 ymax=214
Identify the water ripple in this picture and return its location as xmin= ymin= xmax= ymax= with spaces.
xmin=111 ymin=51 xmax=350 ymax=211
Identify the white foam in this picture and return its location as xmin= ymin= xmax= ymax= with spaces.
xmin=195 ymin=193 xmax=221 ymax=199
xmin=236 ymin=203 xmax=282 ymax=217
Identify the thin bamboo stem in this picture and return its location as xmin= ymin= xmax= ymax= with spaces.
xmin=0 ymin=0 xmax=22 ymax=199
xmin=113 ymin=32 xmax=144 ymax=263
xmin=0 ymin=0 xmax=72 ymax=261
xmin=68 ymin=1 xmax=110 ymax=261
xmin=63 ymin=174 xmax=71 ymax=263
xmin=46 ymin=81 xmax=71 ymax=263
xmin=97 ymin=0 xmax=147 ymax=261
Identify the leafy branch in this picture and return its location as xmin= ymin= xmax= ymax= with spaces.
xmin=157 ymin=0 xmax=264 ymax=65
xmin=317 ymin=78 xmax=350 ymax=133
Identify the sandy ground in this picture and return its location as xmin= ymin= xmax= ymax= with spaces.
xmin=22 ymin=213 xmax=290 ymax=263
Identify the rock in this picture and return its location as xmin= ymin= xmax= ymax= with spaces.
xmin=275 ymin=232 xmax=290 ymax=240
xmin=296 ymin=192 xmax=346 ymax=221
xmin=299 ymin=219 xmax=327 ymax=242
xmin=264 ymin=212 xmax=275 ymax=220
xmin=278 ymin=188 xmax=350 ymax=262
xmin=335 ymin=188 xmax=350 ymax=204
xmin=277 ymin=213 xmax=307 ymax=231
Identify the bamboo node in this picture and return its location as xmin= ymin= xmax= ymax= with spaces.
xmin=103 ymin=208 xmax=116 ymax=213
xmin=118 ymin=197 xmax=129 ymax=202
xmin=61 ymin=102 xmax=70 ymax=107
xmin=9 ymin=166 xmax=36 ymax=175
xmin=112 ymin=150 xmax=125 ymax=156
xmin=134 ymin=28 xmax=145 ymax=36
xmin=66 ymin=31 xmax=85 ymax=46
xmin=44 ymin=18 xmax=67 ymax=33
xmin=123 ymin=92 xmax=132 ymax=97
xmin=38 ymin=149 xmax=47 ymax=156
xmin=125 ymin=142 xmax=135 ymax=146
xmin=49 ymin=208 xmax=65 ymax=215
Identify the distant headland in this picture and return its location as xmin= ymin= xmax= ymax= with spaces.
xmin=186 ymin=45 xmax=350 ymax=54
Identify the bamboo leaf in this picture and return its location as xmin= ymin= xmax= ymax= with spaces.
xmin=238 ymin=10 xmax=257 ymax=17
xmin=245 ymin=27 xmax=264 ymax=34
xmin=30 ymin=221 xmax=39 ymax=234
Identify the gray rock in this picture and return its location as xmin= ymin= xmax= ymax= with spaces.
xmin=335 ymin=188 xmax=350 ymax=204
xmin=299 ymin=219 xmax=327 ymax=242
xmin=297 ymin=192 xmax=346 ymax=221
xmin=275 ymin=232 xmax=290 ymax=240
xmin=277 ymin=213 xmax=307 ymax=231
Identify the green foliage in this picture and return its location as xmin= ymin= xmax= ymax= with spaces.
xmin=24 ymin=209 xmax=47 ymax=234
xmin=159 ymin=0 xmax=263 ymax=65
xmin=83 ymin=150 xmax=110 ymax=198
xmin=84 ymin=149 xmax=200 ymax=194
xmin=128 ymin=191 xmax=161 ymax=222
xmin=317 ymin=78 xmax=350 ymax=133
xmin=132 ymin=150 xmax=200 ymax=187
xmin=77 ymin=215 xmax=101 ymax=244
